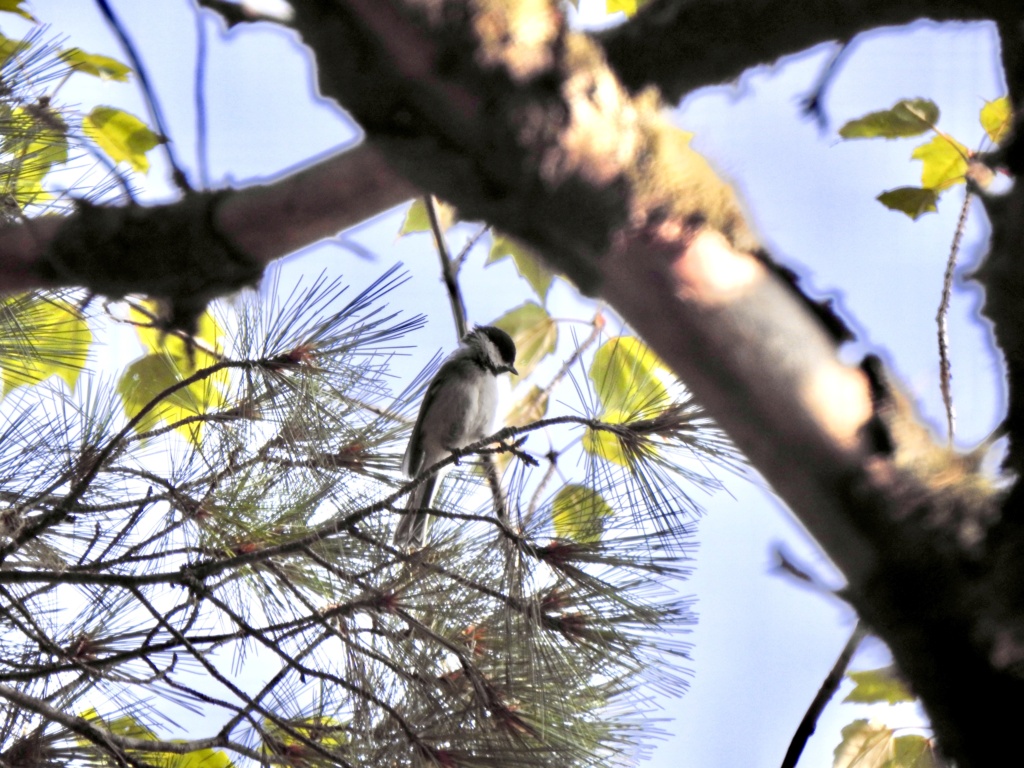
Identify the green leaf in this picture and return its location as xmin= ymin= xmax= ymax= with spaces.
xmin=398 ymin=197 xmax=456 ymax=236
xmin=117 ymin=352 xmax=225 ymax=445
xmin=131 ymin=302 xmax=224 ymax=369
xmin=80 ymin=709 xmax=235 ymax=767
xmin=502 ymin=384 xmax=549 ymax=471
xmin=129 ymin=302 xmax=229 ymax=408
xmin=552 ymin=484 xmax=613 ymax=543
xmin=831 ymin=727 xmax=936 ymax=768
xmin=839 ymin=99 xmax=939 ymax=139
xmin=581 ymin=408 xmax=633 ymax=467
xmin=5 ymin=106 xmax=70 ymax=207
xmin=891 ymin=735 xmax=939 ymax=768
xmin=83 ymin=106 xmax=162 ymax=173
xmin=487 ymin=233 xmax=554 ymax=303
xmin=833 ymin=719 xmax=893 ymax=768
xmin=911 ymin=134 xmax=969 ymax=190
xmin=876 ymin=187 xmax=939 ymax=220
xmin=81 ymin=708 xmax=156 ymax=741
xmin=1 ymin=296 xmax=90 ymax=397
xmin=844 ymin=666 xmax=916 ymax=705
xmin=0 ymin=1 xmax=34 ymax=21
xmin=589 ymin=336 xmax=669 ymax=415
xmin=980 ymin=96 xmax=1012 ymax=146
xmin=263 ymin=716 xmax=348 ymax=754
xmin=506 ymin=384 xmax=549 ymax=426
xmin=59 ymin=47 xmax=132 ymax=81
xmin=491 ymin=302 xmax=558 ymax=382
xmin=165 ymin=749 xmax=235 ymax=768
xmin=584 ymin=337 xmax=672 ymax=468
xmin=0 ymin=32 xmax=30 ymax=66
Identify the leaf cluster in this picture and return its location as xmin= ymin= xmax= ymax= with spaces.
xmin=839 ymin=96 xmax=1012 ymax=219
xmin=0 ymin=11 xmax=162 ymax=216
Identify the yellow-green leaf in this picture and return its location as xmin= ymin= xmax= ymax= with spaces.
xmin=6 ymin=106 xmax=69 ymax=207
xmin=487 ymin=233 xmax=554 ymax=303
xmin=0 ymin=1 xmax=34 ymax=21
xmin=606 ymin=0 xmax=638 ymax=15
xmin=581 ymin=409 xmax=634 ymax=467
xmin=500 ymin=384 xmax=549 ymax=472
xmin=129 ymin=302 xmax=229 ymax=406
xmin=980 ymin=96 xmax=1012 ymax=146
xmin=876 ymin=187 xmax=939 ymax=220
xmin=844 ymin=666 xmax=916 ymax=705
xmin=130 ymin=302 xmax=225 ymax=377
xmin=264 ymin=716 xmax=348 ymax=752
xmin=164 ymin=749 xmax=235 ymax=768
xmin=1 ymin=296 xmax=90 ymax=397
xmin=891 ymin=735 xmax=939 ymax=768
xmin=839 ymin=99 xmax=938 ymax=139
xmin=398 ymin=197 xmax=456 ymax=236
xmin=833 ymin=719 xmax=893 ymax=768
xmin=83 ymin=106 xmax=161 ymax=173
xmin=81 ymin=708 xmax=156 ymax=741
xmin=117 ymin=353 xmax=225 ymax=444
xmin=911 ymin=134 xmax=969 ymax=190
xmin=79 ymin=710 xmax=235 ymax=768
xmin=589 ymin=336 xmax=669 ymax=415
xmin=492 ymin=302 xmax=558 ymax=382
xmin=0 ymin=32 xmax=30 ymax=67
xmin=552 ymin=484 xmax=613 ymax=543
xmin=506 ymin=384 xmax=549 ymax=427
xmin=60 ymin=47 xmax=132 ymax=81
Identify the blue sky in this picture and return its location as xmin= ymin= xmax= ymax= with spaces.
xmin=9 ymin=2 xmax=1007 ymax=766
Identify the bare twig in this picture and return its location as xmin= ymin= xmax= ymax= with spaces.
xmin=936 ymin=190 xmax=973 ymax=446
xmin=193 ymin=3 xmax=211 ymax=188
xmin=453 ymin=223 xmax=490 ymax=271
xmin=425 ymin=195 xmax=468 ymax=340
xmin=541 ymin=312 xmax=605 ymax=402
xmin=800 ymin=41 xmax=849 ymax=129
xmin=781 ymin=622 xmax=867 ymax=768
xmin=94 ymin=0 xmax=192 ymax=192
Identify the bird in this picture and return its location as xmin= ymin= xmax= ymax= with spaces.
xmin=393 ymin=325 xmax=518 ymax=549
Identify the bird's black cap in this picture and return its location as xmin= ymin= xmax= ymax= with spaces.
xmin=474 ymin=325 xmax=518 ymax=374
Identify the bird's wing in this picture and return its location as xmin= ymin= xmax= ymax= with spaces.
xmin=401 ymin=358 xmax=458 ymax=477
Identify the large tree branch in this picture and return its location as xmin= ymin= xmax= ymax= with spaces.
xmin=976 ymin=17 xmax=1024 ymax=474
xmin=596 ymin=0 xmax=1002 ymax=102
xmin=276 ymin=2 xmax=1018 ymax=766
xmin=0 ymin=143 xmax=416 ymax=328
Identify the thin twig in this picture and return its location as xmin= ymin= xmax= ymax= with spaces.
xmin=801 ymin=41 xmax=849 ymax=129
xmin=425 ymin=195 xmax=468 ymax=339
xmin=781 ymin=622 xmax=867 ymax=768
xmin=0 ymin=358 xmax=249 ymax=562
xmin=936 ymin=190 xmax=972 ymax=446
xmin=453 ymin=223 xmax=490 ymax=271
xmin=94 ymin=0 xmax=192 ymax=192
xmin=193 ymin=3 xmax=210 ymax=188
xmin=540 ymin=311 xmax=604 ymax=402
xmin=0 ymin=414 xmax=692 ymax=589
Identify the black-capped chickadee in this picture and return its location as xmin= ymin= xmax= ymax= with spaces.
xmin=394 ymin=325 xmax=518 ymax=549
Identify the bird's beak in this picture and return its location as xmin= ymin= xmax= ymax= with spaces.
xmin=508 ymin=365 xmax=518 ymax=376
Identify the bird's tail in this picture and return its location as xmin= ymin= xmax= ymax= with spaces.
xmin=393 ymin=474 xmax=438 ymax=549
